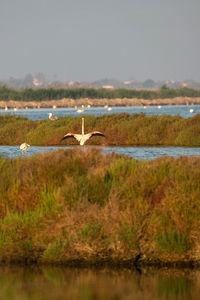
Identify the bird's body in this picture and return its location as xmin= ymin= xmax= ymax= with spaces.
xmin=77 ymin=109 xmax=84 ymax=113
xmin=61 ymin=118 xmax=105 ymax=146
xmin=20 ymin=143 xmax=30 ymax=152
xmin=190 ymin=109 xmax=194 ymax=113
xmin=48 ymin=113 xmax=57 ymax=120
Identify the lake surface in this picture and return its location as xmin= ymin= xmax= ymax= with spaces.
xmin=0 ymin=105 xmax=200 ymax=120
xmin=0 ymin=145 xmax=200 ymax=160
xmin=0 ymin=266 xmax=199 ymax=300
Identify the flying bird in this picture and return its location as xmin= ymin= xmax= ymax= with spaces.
xmin=20 ymin=143 xmax=30 ymax=152
xmin=48 ymin=113 xmax=57 ymax=120
xmin=61 ymin=118 xmax=105 ymax=146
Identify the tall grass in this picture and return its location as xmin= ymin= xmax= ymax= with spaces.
xmin=0 ymin=149 xmax=200 ymax=265
xmin=1 ymin=114 xmax=200 ymax=146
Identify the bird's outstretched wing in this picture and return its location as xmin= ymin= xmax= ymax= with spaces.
xmin=61 ymin=133 xmax=82 ymax=143
xmin=89 ymin=131 xmax=105 ymax=138
xmin=61 ymin=133 xmax=76 ymax=141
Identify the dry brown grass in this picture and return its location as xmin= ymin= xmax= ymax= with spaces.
xmin=0 ymin=149 xmax=200 ymax=266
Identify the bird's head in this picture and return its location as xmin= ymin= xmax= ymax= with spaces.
xmin=48 ymin=113 xmax=52 ymax=117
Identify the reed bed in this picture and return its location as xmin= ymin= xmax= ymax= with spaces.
xmin=0 ymin=113 xmax=200 ymax=146
xmin=0 ymin=149 xmax=199 ymax=265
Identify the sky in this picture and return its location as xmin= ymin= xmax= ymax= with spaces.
xmin=0 ymin=0 xmax=200 ymax=82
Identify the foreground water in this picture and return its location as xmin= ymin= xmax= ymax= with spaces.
xmin=1 ymin=105 xmax=200 ymax=120
xmin=0 ymin=145 xmax=200 ymax=160
xmin=0 ymin=266 xmax=199 ymax=300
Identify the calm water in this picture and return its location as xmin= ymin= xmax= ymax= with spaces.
xmin=0 ymin=266 xmax=199 ymax=300
xmin=0 ymin=145 xmax=200 ymax=160
xmin=0 ymin=105 xmax=200 ymax=120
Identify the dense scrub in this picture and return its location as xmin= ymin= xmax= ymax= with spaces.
xmin=0 ymin=113 xmax=200 ymax=146
xmin=1 ymin=86 xmax=200 ymax=101
xmin=0 ymin=149 xmax=200 ymax=265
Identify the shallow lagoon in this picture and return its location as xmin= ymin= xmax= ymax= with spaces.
xmin=0 ymin=145 xmax=200 ymax=160
xmin=1 ymin=106 xmax=200 ymax=300
xmin=1 ymin=105 xmax=200 ymax=120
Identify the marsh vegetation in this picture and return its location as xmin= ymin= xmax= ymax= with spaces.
xmin=0 ymin=149 xmax=200 ymax=265
xmin=0 ymin=113 xmax=200 ymax=146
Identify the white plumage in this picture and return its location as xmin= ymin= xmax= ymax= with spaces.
xmin=61 ymin=118 xmax=105 ymax=146
xmin=48 ymin=113 xmax=57 ymax=120
xmin=20 ymin=143 xmax=30 ymax=152
xmin=77 ymin=109 xmax=84 ymax=113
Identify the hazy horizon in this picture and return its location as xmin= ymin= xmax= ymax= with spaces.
xmin=1 ymin=0 xmax=200 ymax=82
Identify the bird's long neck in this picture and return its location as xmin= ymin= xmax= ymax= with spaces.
xmin=82 ymin=118 xmax=84 ymax=135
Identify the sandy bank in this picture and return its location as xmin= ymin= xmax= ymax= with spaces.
xmin=1 ymin=97 xmax=200 ymax=109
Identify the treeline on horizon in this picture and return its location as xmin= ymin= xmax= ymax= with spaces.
xmin=0 ymin=85 xmax=200 ymax=101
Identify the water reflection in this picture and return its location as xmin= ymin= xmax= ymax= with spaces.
xmin=0 ymin=266 xmax=199 ymax=300
xmin=157 ymin=276 xmax=191 ymax=299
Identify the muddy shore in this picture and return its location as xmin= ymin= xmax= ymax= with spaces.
xmin=1 ymin=97 xmax=200 ymax=109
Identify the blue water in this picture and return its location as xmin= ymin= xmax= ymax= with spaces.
xmin=1 ymin=145 xmax=199 ymax=160
xmin=0 ymin=105 xmax=200 ymax=120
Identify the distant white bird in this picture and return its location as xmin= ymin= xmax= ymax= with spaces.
xmin=190 ymin=109 xmax=194 ymax=113
xmin=14 ymin=107 xmax=17 ymax=111
xmin=52 ymin=105 xmax=56 ymax=109
xmin=87 ymin=104 xmax=91 ymax=108
xmin=107 ymin=107 xmax=112 ymax=111
xmin=143 ymin=106 xmax=146 ymax=109
xmin=157 ymin=105 xmax=161 ymax=109
xmin=48 ymin=113 xmax=57 ymax=120
xmin=20 ymin=143 xmax=30 ymax=152
xmin=77 ymin=109 xmax=84 ymax=113
xmin=61 ymin=117 xmax=105 ymax=146
xmin=5 ymin=106 xmax=8 ymax=111
xmin=104 ymin=105 xmax=108 ymax=108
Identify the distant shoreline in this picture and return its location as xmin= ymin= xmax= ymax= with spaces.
xmin=1 ymin=97 xmax=200 ymax=109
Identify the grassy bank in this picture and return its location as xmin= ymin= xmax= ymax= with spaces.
xmin=0 ymin=113 xmax=200 ymax=146
xmin=0 ymin=149 xmax=200 ymax=265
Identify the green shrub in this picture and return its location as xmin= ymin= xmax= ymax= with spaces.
xmin=156 ymin=231 xmax=189 ymax=254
